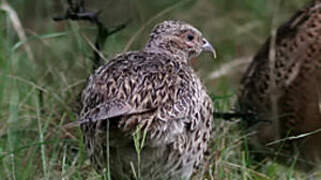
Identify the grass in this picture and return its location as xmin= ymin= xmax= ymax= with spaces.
xmin=0 ymin=0 xmax=314 ymax=179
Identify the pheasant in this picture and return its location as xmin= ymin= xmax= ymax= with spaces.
xmin=238 ymin=0 xmax=321 ymax=173
xmin=78 ymin=20 xmax=216 ymax=179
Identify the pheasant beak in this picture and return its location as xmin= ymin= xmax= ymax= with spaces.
xmin=202 ymin=38 xmax=216 ymax=59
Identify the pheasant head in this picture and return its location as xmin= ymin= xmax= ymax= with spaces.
xmin=144 ymin=20 xmax=216 ymax=61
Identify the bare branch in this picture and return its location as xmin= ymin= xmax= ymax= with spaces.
xmin=53 ymin=0 xmax=130 ymax=71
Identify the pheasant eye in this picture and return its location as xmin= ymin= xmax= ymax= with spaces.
xmin=187 ymin=34 xmax=194 ymax=41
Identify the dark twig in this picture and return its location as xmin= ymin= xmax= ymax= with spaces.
xmin=53 ymin=0 xmax=129 ymax=71
xmin=214 ymin=111 xmax=272 ymax=127
xmin=38 ymin=89 xmax=45 ymax=115
xmin=213 ymin=112 xmax=255 ymax=121
xmin=213 ymin=112 xmax=254 ymax=120
xmin=92 ymin=19 xmax=129 ymax=70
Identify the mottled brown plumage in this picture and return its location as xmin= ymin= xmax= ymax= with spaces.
xmin=79 ymin=20 xmax=215 ymax=179
xmin=238 ymin=0 xmax=321 ymax=172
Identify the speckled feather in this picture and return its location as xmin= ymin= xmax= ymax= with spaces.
xmin=238 ymin=0 xmax=321 ymax=171
xmin=80 ymin=20 xmax=214 ymax=179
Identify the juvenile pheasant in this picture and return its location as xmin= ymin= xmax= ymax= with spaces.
xmin=79 ymin=20 xmax=215 ymax=179
xmin=238 ymin=0 xmax=321 ymax=172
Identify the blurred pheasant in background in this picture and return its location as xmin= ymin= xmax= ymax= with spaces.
xmin=238 ymin=0 xmax=321 ymax=173
xmin=78 ymin=20 xmax=216 ymax=179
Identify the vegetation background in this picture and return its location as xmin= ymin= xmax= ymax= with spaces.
xmin=0 ymin=0 xmax=314 ymax=179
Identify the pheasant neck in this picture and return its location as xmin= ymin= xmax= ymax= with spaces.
xmin=144 ymin=40 xmax=189 ymax=63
